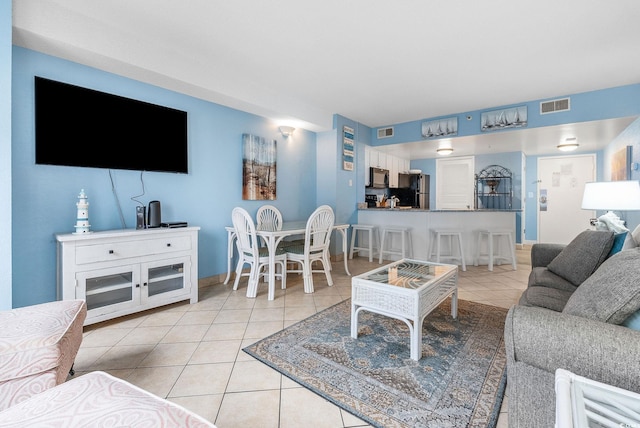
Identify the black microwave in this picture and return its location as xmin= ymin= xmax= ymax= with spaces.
xmin=368 ymin=167 xmax=389 ymax=188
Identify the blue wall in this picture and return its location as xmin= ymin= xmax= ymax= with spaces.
xmin=604 ymin=118 xmax=640 ymax=229
xmin=1 ymin=0 xmax=12 ymax=310
xmin=9 ymin=44 xmax=640 ymax=308
xmin=12 ymin=47 xmax=318 ymax=308
xmin=369 ymin=85 xmax=640 ymax=147
xmin=372 ymin=85 xmax=640 ymax=244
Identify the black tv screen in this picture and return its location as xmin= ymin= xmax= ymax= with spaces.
xmin=35 ymin=76 xmax=188 ymax=173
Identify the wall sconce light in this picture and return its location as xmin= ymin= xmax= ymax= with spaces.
xmin=279 ymin=126 xmax=295 ymax=138
xmin=437 ymin=141 xmax=454 ymax=156
xmin=557 ymin=137 xmax=579 ymax=152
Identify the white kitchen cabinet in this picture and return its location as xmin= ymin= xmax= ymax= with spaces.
xmin=56 ymin=227 xmax=199 ymax=325
xmin=388 ymin=156 xmax=399 ymax=188
xmin=400 ymin=158 xmax=411 ymax=174
xmin=376 ymin=151 xmax=388 ymax=169
xmin=364 ymin=146 xmax=371 ymax=186
xmin=368 ymin=149 xmax=388 ymax=169
xmin=368 ymin=148 xmax=379 ymax=168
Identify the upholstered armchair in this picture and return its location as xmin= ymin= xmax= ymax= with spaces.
xmin=0 ymin=299 xmax=86 ymax=410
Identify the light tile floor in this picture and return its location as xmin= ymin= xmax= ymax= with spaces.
xmin=75 ymin=247 xmax=531 ymax=427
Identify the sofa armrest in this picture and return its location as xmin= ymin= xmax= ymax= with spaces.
xmin=530 ymin=243 xmax=565 ymax=268
xmin=504 ymin=305 xmax=640 ymax=392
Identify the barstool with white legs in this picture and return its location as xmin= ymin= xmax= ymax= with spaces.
xmin=349 ymin=224 xmax=379 ymax=262
xmin=428 ymin=229 xmax=467 ymax=271
xmin=474 ymin=228 xmax=517 ymax=271
xmin=378 ymin=226 xmax=412 ymax=264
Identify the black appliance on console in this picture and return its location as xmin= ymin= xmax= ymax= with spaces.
xmin=135 ymin=200 xmax=162 ymax=229
xmin=396 ymin=174 xmax=430 ymax=209
xmin=147 ymin=201 xmax=161 ymax=228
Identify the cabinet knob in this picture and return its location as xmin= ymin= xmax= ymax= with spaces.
xmin=109 ymin=250 xmax=114 ymax=254
xmin=136 ymin=284 xmax=140 ymax=288
xmin=166 ymin=243 xmax=171 ymax=247
xmin=143 ymin=282 xmax=148 ymax=286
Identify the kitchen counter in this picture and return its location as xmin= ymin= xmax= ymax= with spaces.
xmin=357 ymin=209 xmax=518 ymax=265
xmin=360 ymin=207 xmax=521 ymax=212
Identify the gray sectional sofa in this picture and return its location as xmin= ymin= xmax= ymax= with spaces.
xmin=504 ymin=229 xmax=640 ymax=427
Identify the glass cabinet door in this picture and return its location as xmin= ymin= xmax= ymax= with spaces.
xmin=76 ymin=264 xmax=141 ymax=317
xmin=142 ymin=257 xmax=191 ymax=303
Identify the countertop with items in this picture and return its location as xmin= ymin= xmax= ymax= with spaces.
xmin=358 ymin=207 xmax=522 ymax=212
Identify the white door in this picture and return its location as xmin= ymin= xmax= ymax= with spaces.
xmin=537 ymin=154 xmax=596 ymax=244
xmin=436 ymin=156 xmax=475 ymax=210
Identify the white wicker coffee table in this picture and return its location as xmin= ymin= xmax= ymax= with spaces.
xmin=555 ymin=368 xmax=640 ymax=427
xmin=351 ymin=259 xmax=458 ymax=361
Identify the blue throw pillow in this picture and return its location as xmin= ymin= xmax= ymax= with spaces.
xmin=623 ymin=309 xmax=640 ymax=331
xmin=608 ymin=232 xmax=628 ymax=257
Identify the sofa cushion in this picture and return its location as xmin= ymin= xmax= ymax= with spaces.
xmin=626 ymin=224 xmax=640 ymax=250
xmin=608 ymin=232 xmax=627 ymax=257
xmin=546 ymin=230 xmax=614 ymax=286
xmin=527 ymin=267 xmax=577 ymax=292
xmin=563 ymin=248 xmax=640 ymax=324
xmin=518 ymin=286 xmax=574 ymax=312
xmin=623 ymin=309 xmax=640 ymax=331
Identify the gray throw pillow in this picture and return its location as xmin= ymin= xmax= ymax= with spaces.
xmin=563 ymin=248 xmax=640 ymax=324
xmin=546 ymin=230 xmax=614 ymax=286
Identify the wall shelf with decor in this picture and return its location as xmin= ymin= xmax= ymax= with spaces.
xmin=475 ymin=165 xmax=513 ymax=210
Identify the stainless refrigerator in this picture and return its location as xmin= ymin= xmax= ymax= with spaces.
xmin=397 ymin=174 xmax=430 ymax=209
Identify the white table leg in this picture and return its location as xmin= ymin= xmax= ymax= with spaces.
xmin=351 ymin=305 xmax=360 ymax=338
xmin=451 ymin=289 xmax=458 ymax=319
xmin=266 ymin=235 xmax=277 ymax=300
xmin=410 ymin=320 xmax=420 ymax=361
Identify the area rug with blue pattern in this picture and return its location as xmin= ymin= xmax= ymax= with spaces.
xmin=244 ymin=298 xmax=507 ymax=428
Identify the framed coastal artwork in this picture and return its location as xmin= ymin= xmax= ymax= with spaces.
xmin=422 ymin=117 xmax=458 ymax=138
xmin=343 ymin=126 xmax=354 ymax=171
xmin=481 ymin=106 xmax=527 ymax=132
xmin=242 ymin=133 xmax=277 ymax=200
xmin=611 ymin=146 xmax=632 ymax=181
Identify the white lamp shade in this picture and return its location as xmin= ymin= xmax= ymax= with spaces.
xmin=581 ymin=180 xmax=640 ymax=211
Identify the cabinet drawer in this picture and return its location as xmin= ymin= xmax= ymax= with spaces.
xmin=76 ymin=236 xmax=192 ymax=265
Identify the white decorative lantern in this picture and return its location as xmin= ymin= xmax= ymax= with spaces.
xmin=73 ymin=189 xmax=91 ymax=234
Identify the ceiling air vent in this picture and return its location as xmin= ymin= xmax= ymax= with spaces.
xmin=540 ymin=98 xmax=570 ymax=114
xmin=377 ymin=127 xmax=394 ymax=139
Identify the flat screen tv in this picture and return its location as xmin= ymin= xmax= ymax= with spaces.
xmin=35 ymin=76 xmax=188 ymax=174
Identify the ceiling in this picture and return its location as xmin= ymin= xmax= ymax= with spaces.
xmin=11 ymin=1 xmax=640 ymax=158
xmin=375 ymin=116 xmax=638 ymax=159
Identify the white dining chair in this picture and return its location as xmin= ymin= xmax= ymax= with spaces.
xmin=232 ymin=207 xmax=287 ymax=298
xmin=256 ymin=204 xmax=283 ymax=248
xmin=256 ymin=205 xmax=283 ymax=232
xmin=285 ymin=205 xmax=335 ymax=294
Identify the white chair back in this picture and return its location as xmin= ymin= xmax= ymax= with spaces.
xmin=256 ymin=205 xmax=283 ymax=232
xmin=232 ymin=207 xmax=259 ymax=259
xmin=305 ymin=205 xmax=335 ymax=254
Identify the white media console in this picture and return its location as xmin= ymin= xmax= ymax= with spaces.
xmin=56 ymin=226 xmax=199 ymax=325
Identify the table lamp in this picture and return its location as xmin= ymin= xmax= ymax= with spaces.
xmin=581 ymin=180 xmax=640 ymax=228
